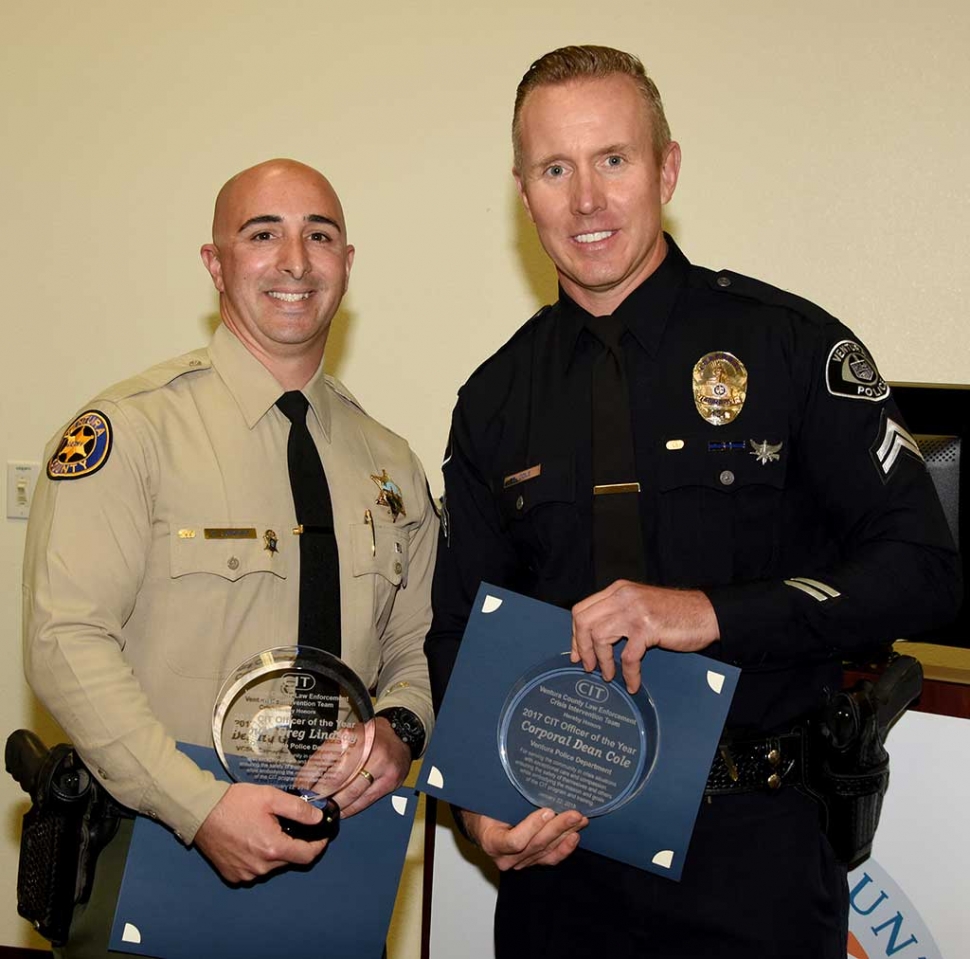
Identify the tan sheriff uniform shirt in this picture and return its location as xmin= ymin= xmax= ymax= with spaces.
xmin=24 ymin=324 xmax=437 ymax=843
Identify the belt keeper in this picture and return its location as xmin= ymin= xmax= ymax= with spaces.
xmin=705 ymin=731 xmax=803 ymax=795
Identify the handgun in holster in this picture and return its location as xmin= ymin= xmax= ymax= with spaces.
xmin=802 ymin=653 xmax=923 ymax=868
xmin=5 ymin=729 xmax=129 ymax=945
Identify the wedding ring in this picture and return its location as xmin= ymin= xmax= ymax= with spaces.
xmin=357 ymin=768 xmax=375 ymax=785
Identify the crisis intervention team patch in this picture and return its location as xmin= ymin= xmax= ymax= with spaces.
xmin=826 ymin=340 xmax=889 ymax=402
xmin=47 ymin=410 xmax=113 ymax=480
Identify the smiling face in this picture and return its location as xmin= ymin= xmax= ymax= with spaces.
xmin=514 ymin=74 xmax=680 ymax=315
xmin=200 ymin=160 xmax=354 ymax=368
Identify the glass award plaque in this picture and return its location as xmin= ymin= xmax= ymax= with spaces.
xmin=497 ymin=654 xmax=659 ymax=817
xmin=213 ymin=646 xmax=375 ymax=842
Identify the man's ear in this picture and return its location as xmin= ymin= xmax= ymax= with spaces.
xmin=513 ymin=171 xmax=535 ymax=223
xmin=660 ymin=141 xmax=682 ymax=206
xmin=200 ymin=244 xmax=225 ymax=293
xmin=343 ymin=244 xmax=355 ymax=294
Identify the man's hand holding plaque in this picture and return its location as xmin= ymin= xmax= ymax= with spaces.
xmin=458 ymin=806 xmax=588 ymax=872
xmin=418 ymin=586 xmax=739 ymax=880
xmin=212 ymin=646 xmax=376 ymax=846
xmin=193 ymin=782 xmax=333 ymax=884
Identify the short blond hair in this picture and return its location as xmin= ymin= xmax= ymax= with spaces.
xmin=512 ymin=45 xmax=671 ymax=171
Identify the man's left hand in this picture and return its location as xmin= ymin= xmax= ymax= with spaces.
xmin=327 ymin=716 xmax=412 ymax=817
xmin=571 ymin=581 xmax=720 ymax=693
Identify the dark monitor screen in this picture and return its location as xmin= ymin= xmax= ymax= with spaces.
xmin=891 ymin=382 xmax=969 ymax=647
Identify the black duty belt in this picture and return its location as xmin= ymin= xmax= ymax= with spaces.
xmin=704 ymin=730 xmax=804 ymax=795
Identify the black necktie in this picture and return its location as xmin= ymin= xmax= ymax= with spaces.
xmin=587 ymin=316 xmax=647 ymax=591
xmin=276 ymin=390 xmax=343 ymax=779
xmin=276 ymin=391 xmax=341 ymax=655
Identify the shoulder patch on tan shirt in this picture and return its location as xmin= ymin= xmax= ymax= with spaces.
xmin=47 ymin=409 xmax=113 ymax=480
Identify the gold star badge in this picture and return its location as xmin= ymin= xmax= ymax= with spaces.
xmin=371 ymin=469 xmax=406 ymax=522
xmin=61 ymin=425 xmax=96 ymax=462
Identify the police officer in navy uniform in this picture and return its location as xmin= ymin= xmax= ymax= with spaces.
xmin=424 ymin=45 xmax=961 ymax=958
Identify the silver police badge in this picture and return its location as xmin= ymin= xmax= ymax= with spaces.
xmin=692 ymin=352 xmax=748 ymax=426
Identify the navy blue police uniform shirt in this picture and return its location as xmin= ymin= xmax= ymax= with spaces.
xmin=425 ymin=237 xmax=961 ymax=733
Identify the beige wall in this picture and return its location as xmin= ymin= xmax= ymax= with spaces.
xmin=2 ymin=0 xmax=968 ymax=951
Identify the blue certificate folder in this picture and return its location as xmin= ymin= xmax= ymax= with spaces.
xmin=417 ymin=584 xmax=740 ymax=880
xmin=109 ymin=742 xmax=417 ymax=959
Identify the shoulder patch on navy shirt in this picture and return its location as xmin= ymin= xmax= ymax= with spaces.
xmin=870 ymin=410 xmax=923 ymax=482
xmin=47 ymin=410 xmax=113 ymax=480
xmin=826 ymin=339 xmax=889 ymax=402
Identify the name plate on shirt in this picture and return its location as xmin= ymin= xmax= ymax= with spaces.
xmin=417 ymin=585 xmax=740 ymax=880
xmin=203 ymin=527 xmax=257 ymax=539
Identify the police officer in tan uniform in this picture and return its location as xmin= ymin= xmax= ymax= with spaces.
xmin=23 ymin=158 xmax=436 ymax=956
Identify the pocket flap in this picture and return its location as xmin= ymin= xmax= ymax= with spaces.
xmin=170 ymin=523 xmax=288 ymax=581
xmin=497 ymin=455 xmax=576 ymax=518
xmin=657 ymin=437 xmax=788 ymax=493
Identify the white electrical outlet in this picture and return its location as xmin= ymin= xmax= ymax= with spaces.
xmin=7 ymin=461 xmax=41 ymax=519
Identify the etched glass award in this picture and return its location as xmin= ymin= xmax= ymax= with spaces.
xmin=497 ymin=654 xmax=659 ymax=816
xmin=212 ymin=646 xmax=375 ymax=841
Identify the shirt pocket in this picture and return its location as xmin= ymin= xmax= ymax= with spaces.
xmin=351 ymin=521 xmax=410 ymax=586
xmin=165 ymin=522 xmax=288 ymax=679
xmin=497 ymin=455 xmax=576 ymax=517
xmin=351 ymin=520 xmax=411 ymax=636
xmin=656 ymin=438 xmax=789 ymax=585
xmin=495 ymin=455 xmax=579 ymax=570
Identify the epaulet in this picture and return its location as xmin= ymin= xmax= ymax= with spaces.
xmin=463 ymin=303 xmax=556 ymax=386
xmin=96 ymin=348 xmax=211 ymax=403
xmin=700 ymin=267 xmax=838 ymax=328
xmin=325 ymin=374 xmax=366 ymax=414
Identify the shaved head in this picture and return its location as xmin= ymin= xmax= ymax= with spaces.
xmin=211 ymin=158 xmax=348 ymax=246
